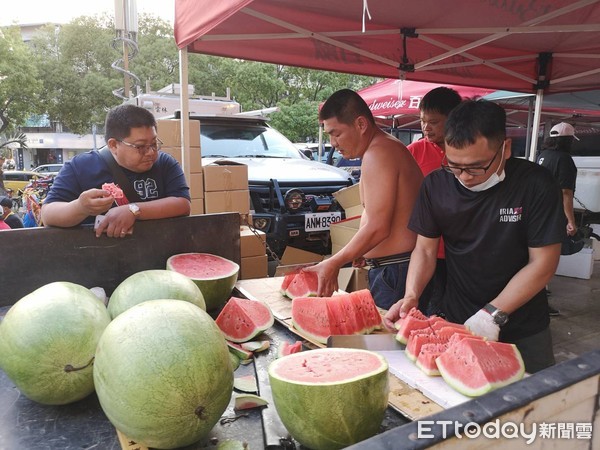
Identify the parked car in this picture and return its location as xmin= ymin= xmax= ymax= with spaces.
xmin=194 ymin=115 xmax=355 ymax=257
xmin=295 ymin=143 xmax=362 ymax=181
xmin=32 ymin=164 xmax=64 ymax=176
xmin=2 ymin=170 xmax=39 ymax=194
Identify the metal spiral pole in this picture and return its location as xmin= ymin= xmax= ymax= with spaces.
xmin=112 ymin=0 xmax=140 ymax=100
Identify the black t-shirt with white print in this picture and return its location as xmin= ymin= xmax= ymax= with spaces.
xmin=409 ymin=157 xmax=565 ymax=342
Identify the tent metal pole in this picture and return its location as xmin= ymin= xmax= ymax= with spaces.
xmin=525 ymin=96 xmax=534 ymax=157
xmin=178 ymin=46 xmax=191 ymax=184
xmin=528 ymin=89 xmax=544 ymax=162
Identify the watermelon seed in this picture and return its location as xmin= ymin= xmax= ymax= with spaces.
xmin=64 ymin=356 xmax=95 ymax=372
xmin=195 ymin=405 xmax=206 ymax=419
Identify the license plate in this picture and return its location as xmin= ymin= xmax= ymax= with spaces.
xmin=305 ymin=212 xmax=342 ymax=232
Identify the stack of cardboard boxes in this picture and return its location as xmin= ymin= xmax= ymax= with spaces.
xmin=240 ymin=226 xmax=268 ymax=279
xmin=330 ymin=183 xmax=363 ymax=255
xmin=203 ymin=161 xmax=249 ymax=216
xmin=156 ymin=119 xmax=205 ymax=214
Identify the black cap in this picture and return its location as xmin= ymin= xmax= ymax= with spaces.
xmin=0 ymin=197 xmax=12 ymax=208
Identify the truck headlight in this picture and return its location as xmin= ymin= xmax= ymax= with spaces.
xmin=284 ymin=189 xmax=305 ymax=212
xmin=253 ymin=217 xmax=271 ymax=231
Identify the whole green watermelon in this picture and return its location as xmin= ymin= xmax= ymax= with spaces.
xmin=94 ymin=299 xmax=234 ymax=449
xmin=108 ymin=269 xmax=205 ymax=319
xmin=0 ymin=282 xmax=112 ymax=405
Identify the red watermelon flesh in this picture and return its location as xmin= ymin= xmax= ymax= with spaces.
xmin=291 ymin=297 xmax=332 ymax=344
xmin=216 ymin=297 xmax=274 ymax=343
xmin=434 ymin=326 xmax=473 ymax=341
xmin=405 ymin=332 xmax=443 ymax=362
xmin=349 ymin=290 xmax=383 ymax=332
xmin=430 ymin=319 xmax=469 ymax=332
xmin=282 ymin=271 xmax=318 ymax=299
xmin=436 ymin=338 xmax=525 ymax=397
xmin=326 ymin=296 xmax=358 ymax=335
xmin=416 ymin=342 xmax=449 ymax=376
xmin=395 ymin=316 xmax=431 ymax=345
xmin=277 ymin=341 xmax=303 ymax=358
xmin=393 ymin=307 xmax=428 ymax=330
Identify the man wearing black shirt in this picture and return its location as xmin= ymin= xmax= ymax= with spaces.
xmin=384 ymin=100 xmax=565 ymax=373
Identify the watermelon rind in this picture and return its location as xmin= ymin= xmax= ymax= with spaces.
xmin=166 ymin=253 xmax=239 ymax=312
xmin=283 ymin=271 xmax=318 ymax=299
xmin=269 ymin=348 xmax=389 ymax=450
xmin=108 ymin=269 xmax=205 ymax=319
xmin=436 ymin=338 xmax=525 ymax=397
xmin=0 ymin=282 xmax=111 ymax=405
xmin=94 ymin=300 xmax=234 ymax=449
xmin=216 ymin=297 xmax=274 ymax=343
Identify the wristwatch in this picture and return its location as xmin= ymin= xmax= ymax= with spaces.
xmin=483 ymin=303 xmax=509 ymax=326
xmin=128 ymin=203 xmax=141 ymax=218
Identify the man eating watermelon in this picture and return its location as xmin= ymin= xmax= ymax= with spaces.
xmin=41 ymin=105 xmax=190 ymax=238
xmin=384 ymin=100 xmax=564 ymax=374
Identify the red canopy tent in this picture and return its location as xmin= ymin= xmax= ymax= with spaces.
xmin=173 ymin=0 xmax=600 ymax=166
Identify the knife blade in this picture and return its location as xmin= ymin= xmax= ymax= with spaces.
xmin=274 ymin=263 xmax=317 ymax=276
xmin=327 ymin=333 xmax=404 ymax=351
xmin=254 ymin=353 xmax=295 ymax=449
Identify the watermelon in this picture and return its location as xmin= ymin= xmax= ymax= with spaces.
xmin=291 ymin=291 xmax=382 ymax=345
xmin=436 ymin=337 xmax=525 ymax=397
xmin=405 ymin=330 xmax=437 ymax=362
xmin=282 ymin=270 xmax=318 ymax=298
xmin=269 ymin=348 xmax=389 ymax=450
xmin=93 ymin=300 xmax=234 ymax=449
xmin=215 ymin=297 xmax=274 ymax=343
xmin=277 ymin=340 xmax=303 ymax=358
xmin=0 ymin=282 xmax=111 ymax=405
xmin=227 ymin=341 xmax=254 ymax=361
xmin=108 ymin=269 xmax=205 ymax=319
xmin=167 ymin=253 xmax=239 ymax=312
xmin=416 ymin=342 xmax=449 ymax=376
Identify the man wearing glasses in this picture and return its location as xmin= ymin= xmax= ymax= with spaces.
xmin=42 ymin=104 xmax=190 ymax=237
xmin=384 ymin=100 xmax=564 ymax=373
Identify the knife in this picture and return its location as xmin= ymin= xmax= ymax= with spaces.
xmin=254 ymin=353 xmax=296 ymax=449
xmin=274 ymin=263 xmax=318 ymax=276
xmin=327 ymin=334 xmax=404 ymax=351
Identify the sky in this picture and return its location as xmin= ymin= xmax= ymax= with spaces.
xmin=0 ymin=0 xmax=174 ymax=27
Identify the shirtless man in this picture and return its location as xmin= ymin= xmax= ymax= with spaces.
xmin=305 ymin=89 xmax=423 ymax=309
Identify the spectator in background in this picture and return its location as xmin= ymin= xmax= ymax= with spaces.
xmin=408 ymin=87 xmax=463 ymax=316
xmin=537 ymin=122 xmax=579 ymax=316
xmin=0 ymin=196 xmax=24 ymax=228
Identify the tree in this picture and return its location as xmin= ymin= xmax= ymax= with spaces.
xmin=269 ymin=100 xmax=320 ymax=143
xmin=0 ymin=132 xmax=27 ymax=193
xmin=0 ymin=26 xmax=42 ymax=133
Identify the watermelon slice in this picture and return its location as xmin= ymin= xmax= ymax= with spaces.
xmin=430 ymin=319 xmax=469 ymax=332
xmin=269 ymin=348 xmax=389 ymax=450
xmin=276 ymin=340 xmax=303 ymax=358
xmin=216 ymin=297 xmax=274 ymax=343
xmin=405 ymin=330 xmax=439 ymax=362
xmin=291 ymin=291 xmax=382 ymax=344
xmin=436 ymin=337 xmax=525 ymax=397
xmin=166 ymin=253 xmax=239 ymax=311
xmin=102 ymin=182 xmax=128 ymax=206
xmin=416 ymin=342 xmax=449 ymax=376
xmin=282 ymin=271 xmax=318 ymax=299
xmin=395 ymin=316 xmax=431 ymax=344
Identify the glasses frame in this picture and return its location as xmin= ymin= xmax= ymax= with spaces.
xmin=441 ymin=141 xmax=505 ymax=176
xmin=117 ymin=138 xmax=163 ymax=155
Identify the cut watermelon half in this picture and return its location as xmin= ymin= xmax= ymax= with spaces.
xmin=166 ymin=253 xmax=239 ymax=311
xmin=216 ymin=297 xmax=274 ymax=343
xmin=436 ymin=337 xmax=525 ymax=397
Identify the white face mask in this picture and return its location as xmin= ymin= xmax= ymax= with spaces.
xmin=458 ymin=169 xmax=505 ymax=192
xmin=457 ymin=142 xmax=506 ymax=192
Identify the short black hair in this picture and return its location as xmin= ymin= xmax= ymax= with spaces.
xmin=445 ymin=100 xmax=506 ymax=149
xmin=319 ymin=89 xmax=375 ymax=125
xmin=105 ymin=104 xmax=157 ymax=141
xmin=419 ymin=87 xmax=462 ymax=116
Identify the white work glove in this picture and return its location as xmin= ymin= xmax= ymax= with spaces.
xmin=464 ymin=309 xmax=500 ymax=341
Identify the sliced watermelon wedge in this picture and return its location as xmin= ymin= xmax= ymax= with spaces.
xmin=216 ymin=297 xmax=274 ymax=343
xmin=282 ymin=271 xmax=318 ymax=299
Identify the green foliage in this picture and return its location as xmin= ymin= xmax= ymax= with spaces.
xmin=5 ymin=15 xmax=377 ymax=140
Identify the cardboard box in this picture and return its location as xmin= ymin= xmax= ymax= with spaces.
xmin=280 ymin=246 xmax=325 ymax=266
xmin=204 ymin=161 xmax=249 ymax=192
xmin=240 ymin=225 xmax=266 ymax=257
xmin=189 ymin=172 xmax=204 ymax=200
xmin=157 ymin=119 xmax=200 ymax=147
xmin=240 ymin=254 xmax=268 ymax=280
xmin=555 ymin=248 xmax=594 ymax=279
xmin=333 ymin=183 xmax=363 ymax=217
xmin=338 ymin=267 xmax=369 ymax=292
xmin=161 ymin=146 xmax=202 ymax=173
xmin=190 ymin=199 xmax=205 ymax=215
xmin=330 ymin=216 xmax=361 ymax=251
xmin=204 ymin=190 xmax=250 ymax=214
